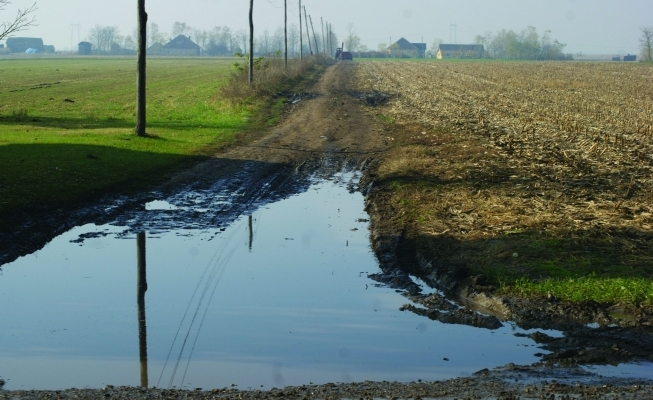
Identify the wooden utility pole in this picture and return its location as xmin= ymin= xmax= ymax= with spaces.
xmin=248 ymin=0 xmax=254 ymax=85
xmin=309 ymin=14 xmax=318 ymax=54
xmin=136 ymin=0 xmax=147 ymax=136
xmin=303 ymin=6 xmax=312 ymax=55
xmin=321 ymin=17 xmax=325 ymax=55
xmin=299 ymin=0 xmax=303 ymax=61
xmin=327 ymin=23 xmax=331 ymax=57
xmin=284 ymin=0 xmax=287 ymax=68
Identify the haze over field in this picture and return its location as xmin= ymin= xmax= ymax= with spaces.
xmin=2 ymin=0 xmax=652 ymax=54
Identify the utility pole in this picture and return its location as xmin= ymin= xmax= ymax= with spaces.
xmin=321 ymin=17 xmax=325 ymax=55
xmin=136 ymin=0 xmax=147 ymax=136
xmin=303 ymin=6 xmax=312 ymax=55
xmin=284 ymin=0 xmax=287 ymax=68
xmin=309 ymin=14 xmax=318 ymax=54
xmin=248 ymin=0 xmax=254 ymax=85
xmin=299 ymin=0 xmax=303 ymax=60
xmin=327 ymin=23 xmax=331 ymax=56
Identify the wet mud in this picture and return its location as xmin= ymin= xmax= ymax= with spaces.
xmin=1 ymin=62 xmax=652 ymax=395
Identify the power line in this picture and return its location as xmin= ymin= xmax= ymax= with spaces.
xmin=449 ymin=22 xmax=457 ymax=44
xmin=70 ymin=23 xmax=81 ymax=51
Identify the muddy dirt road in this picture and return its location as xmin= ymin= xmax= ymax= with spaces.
xmin=0 ymin=62 xmax=386 ymax=265
xmin=2 ymin=62 xmax=653 ymax=398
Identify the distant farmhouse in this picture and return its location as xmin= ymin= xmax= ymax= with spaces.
xmin=148 ymin=42 xmax=165 ymax=55
xmin=389 ymin=38 xmax=427 ymax=58
xmin=437 ymin=44 xmax=485 ymax=59
xmin=162 ymin=35 xmax=200 ymax=56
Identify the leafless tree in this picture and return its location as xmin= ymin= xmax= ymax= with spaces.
xmin=640 ymin=27 xmax=653 ymax=62
xmin=193 ymin=28 xmax=208 ymax=53
xmin=89 ymin=25 xmax=119 ymax=53
xmin=344 ymin=23 xmax=360 ymax=52
xmin=258 ymin=28 xmax=271 ymax=55
xmin=171 ymin=21 xmax=190 ymax=37
xmin=235 ymin=29 xmax=248 ymax=54
xmin=288 ymin=24 xmax=299 ymax=56
xmin=272 ymin=27 xmax=284 ymax=54
xmin=0 ymin=0 xmax=36 ymax=41
xmin=150 ymin=22 xmax=166 ymax=45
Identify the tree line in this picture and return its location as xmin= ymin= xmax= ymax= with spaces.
xmin=473 ymin=26 xmax=571 ymax=60
xmin=86 ymin=21 xmax=338 ymax=57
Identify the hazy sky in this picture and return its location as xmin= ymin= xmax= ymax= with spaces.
xmin=3 ymin=0 xmax=651 ymax=54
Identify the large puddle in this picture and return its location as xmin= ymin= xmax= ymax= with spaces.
xmin=1 ymin=172 xmax=649 ymax=390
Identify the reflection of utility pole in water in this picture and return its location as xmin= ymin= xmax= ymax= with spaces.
xmin=137 ymin=232 xmax=148 ymax=387
xmin=248 ymin=215 xmax=253 ymax=252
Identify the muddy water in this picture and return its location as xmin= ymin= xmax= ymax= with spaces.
xmin=0 ymin=172 xmax=614 ymax=390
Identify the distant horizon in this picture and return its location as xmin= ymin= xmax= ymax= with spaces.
xmin=2 ymin=0 xmax=650 ymax=55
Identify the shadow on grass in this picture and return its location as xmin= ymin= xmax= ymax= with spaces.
xmin=0 ymin=142 xmax=301 ymax=268
xmin=374 ymin=169 xmax=653 ymax=305
xmin=0 ymin=143 xmax=208 ymax=216
xmin=0 ymin=115 xmax=235 ymax=132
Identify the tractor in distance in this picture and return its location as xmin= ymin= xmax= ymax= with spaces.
xmin=335 ymin=42 xmax=353 ymax=60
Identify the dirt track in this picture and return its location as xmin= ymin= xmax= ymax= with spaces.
xmin=2 ymin=62 xmax=653 ymax=397
xmin=215 ymin=61 xmax=386 ymax=167
xmin=0 ymin=62 xmax=387 ymax=265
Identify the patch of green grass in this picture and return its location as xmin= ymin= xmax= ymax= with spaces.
xmin=376 ymin=114 xmax=393 ymax=124
xmin=355 ymin=58 xmax=526 ymax=63
xmin=505 ymin=275 xmax=653 ymax=305
xmin=0 ymin=58 xmax=252 ymax=219
xmin=267 ymin=98 xmax=287 ymax=126
xmin=467 ymin=236 xmax=653 ymax=305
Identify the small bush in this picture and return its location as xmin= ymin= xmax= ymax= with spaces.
xmin=221 ymin=52 xmax=328 ymax=103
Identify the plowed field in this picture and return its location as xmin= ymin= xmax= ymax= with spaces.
xmin=356 ymin=60 xmax=653 ymax=305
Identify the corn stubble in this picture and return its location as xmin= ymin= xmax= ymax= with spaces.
xmin=356 ymin=61 xmax=653 ymax=282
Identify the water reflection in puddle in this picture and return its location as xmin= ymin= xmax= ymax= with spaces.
xmin=0 ymin=173 xmax=576 ymax=389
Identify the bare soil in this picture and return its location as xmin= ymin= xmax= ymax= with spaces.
xmin=1 ymin=62 xmax=652 ymax=397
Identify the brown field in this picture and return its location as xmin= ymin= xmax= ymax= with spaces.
xmin=355 ymin=60 xmax=653 ymax=302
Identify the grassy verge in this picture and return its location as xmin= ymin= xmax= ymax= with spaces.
xmin=0 ymin=56 xmax=326 ymax=228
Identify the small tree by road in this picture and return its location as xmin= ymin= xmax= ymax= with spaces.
xmin=344 ymin=23 xmax=360 ymax=52
xmin=640 ymin=27 xmax=653 ymax=62
xmin=0 ymin=0 xmax=36 ymax=41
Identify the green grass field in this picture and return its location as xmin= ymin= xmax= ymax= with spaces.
xmin=0 ymin=58 xmax=251 ymax=221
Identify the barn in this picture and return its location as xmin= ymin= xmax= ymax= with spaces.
xmin=437 ymin=44 xmax=485 ymax=59
xmin=162 ymin=35 xmax=201 ymax=56
xmin=6 ymin=37 xmax=43 ymax=53
xmin=78 ymin=41 xmax=92 ymax=55
xmin=388 ymin=38 xmax=424 ymax=58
